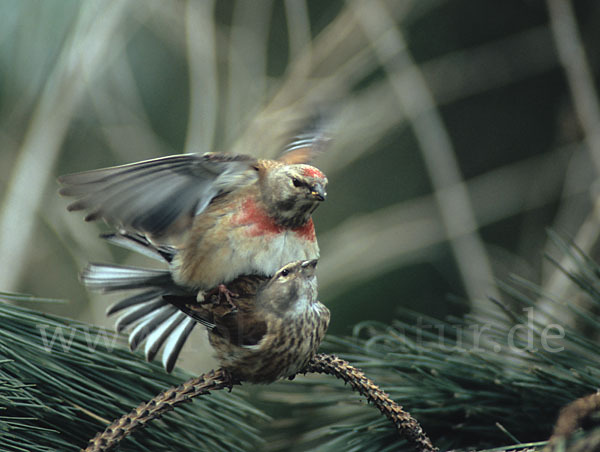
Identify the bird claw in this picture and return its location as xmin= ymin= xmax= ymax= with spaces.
xmin=204 ymin=284 xmax=239 ymax=309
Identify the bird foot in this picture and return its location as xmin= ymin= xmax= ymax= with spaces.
xmin=204 ymin=284 xmax=239 ymax=308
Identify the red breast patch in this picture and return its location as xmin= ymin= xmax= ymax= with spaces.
xmin=234 ymin=198 xmax=316 ymax=241
xmin=235 ymin=198 xmax=283 ymax=236
xmin=293 ymin=218 xmax=316 ymax=241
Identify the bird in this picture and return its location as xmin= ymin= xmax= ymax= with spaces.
xmin=172 ymin=258 xmax=330 ymax=383
xmin=81 ymin=232 xmax=330 ymax=379
xmin=58 ymin=129 xmax=329 ymax=302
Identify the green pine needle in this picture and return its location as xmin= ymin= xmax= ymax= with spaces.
xmin=256 ymin=234 xmax=600 ymax=451
xmin=0 ymin=300 xmax=268 ymax=452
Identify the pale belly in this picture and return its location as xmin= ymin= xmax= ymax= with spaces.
xmin=173 ymin=227 xmax=320 ymax=288
xmin=231 ymin=231 xmax=319 ymax=277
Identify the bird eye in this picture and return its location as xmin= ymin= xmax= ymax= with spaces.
xmin=280 ymin=269 xmax=290 ymax=277
xmin=292 ymin=178 xmax=302 ymax=188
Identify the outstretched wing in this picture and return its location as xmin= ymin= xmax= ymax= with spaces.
xmin=59 ymin=153 xmax=257 ymax=239
xmin=278 ymin=113 xmax=333 ymax=165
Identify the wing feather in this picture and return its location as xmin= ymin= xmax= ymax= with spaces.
xmin=278 ymin=116 xmax=332 ymax=165
xmin=59 ymin=153 xmax=257 ymax=237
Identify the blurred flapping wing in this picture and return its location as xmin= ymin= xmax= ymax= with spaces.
xmin=59 ymin=153 xmax=257 ymax=240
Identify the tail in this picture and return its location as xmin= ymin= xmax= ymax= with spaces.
xmin=81 ymin=232 xmax=211 ymax=373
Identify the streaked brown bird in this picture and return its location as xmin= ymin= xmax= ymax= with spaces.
xmin=82 ymin=232 xmax=330 ymax=378
xmin=59 ymin=129 xmax=329 ymax=301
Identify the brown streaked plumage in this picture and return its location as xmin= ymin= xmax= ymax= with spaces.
xmin=170 ymin=260 xmax=330 ymax=383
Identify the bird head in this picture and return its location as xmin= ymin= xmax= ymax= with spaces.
xmin=257 ymin=260 xmax=319 ymax=316
xmin=259 ymin=163 xmax=328 ymax=228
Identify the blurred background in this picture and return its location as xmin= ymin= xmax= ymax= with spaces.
xmin=0 ymin=0 xmax=599 ymax=375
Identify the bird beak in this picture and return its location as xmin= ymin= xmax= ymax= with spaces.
xmin=310 ymin=183 xmax=326 ymax=201
xmin=301 ymin=259 xmax=318 ymax=277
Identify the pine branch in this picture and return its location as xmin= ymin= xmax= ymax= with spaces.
xmin=84 ymin=369 xmax=241 ymax=452
xmin=0 ymin=301 xmax=266 ymax=452
xmin=84 ymin=354 xmax=436 ymax=452
xmin=557 ymin=429 xmax=600 ymax=452
xmin=7 ymin=233 xmax=600 ymax=452
xmin=302 ymin=353 xmax=437 ymax=452
xmin=550 ymin=392 xmax=600 ymax=439
xmin=256 ymin=235 xmax=600 ymax=451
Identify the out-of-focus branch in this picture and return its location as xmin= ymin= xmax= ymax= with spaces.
xmin=185 ymin=0 xmax=218 ymax=154
xmin=0 ymin=1 xmax=133 ymax=291
xmin=351 ymin=0 xmax=500 ymax=305
xmin=319 ymin=143 xmax=583 ymax=297
xmin=547 ymin=0 xmax=600 ymax=173
xmin=224 ymin=0 xmax=273 ymax=145
xmin=230 ymin=1 xmax=414 ymax=159
xmin=544 ymin=0 xmax=600 ymax=302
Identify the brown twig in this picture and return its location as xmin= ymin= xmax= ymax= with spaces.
xmin=83 ymin=353 xmax=436 ymax=452
xmin=82 ymin=368 xmax=239 ymax=452
xmin=303 ymin=353 xmax=437 ymax=452
xmin=558 ymin=429 xmax=600 ymax=452
xmin=550 ymin=391 xmax=600 ymax=439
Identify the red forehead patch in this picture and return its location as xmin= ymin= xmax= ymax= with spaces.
xmin=302 ymin=167 xmax=324 ymax=179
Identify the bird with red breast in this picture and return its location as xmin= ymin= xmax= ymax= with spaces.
xmin=59 ymin=125 xmax=330 ymax=371
xmin=59 ymin=126 xmax=329 ymax=296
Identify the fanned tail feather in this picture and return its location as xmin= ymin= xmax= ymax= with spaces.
xmin=81 ymin=264 xmax=174 ymax=292
xmin=80 ymin=232 xmax=208 ymax=372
